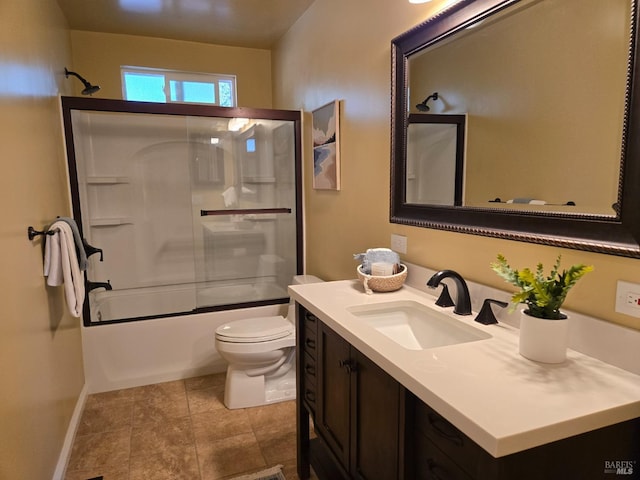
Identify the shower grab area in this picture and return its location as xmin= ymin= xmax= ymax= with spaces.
xmin=61 ymin=97 xmax=302 ymax=325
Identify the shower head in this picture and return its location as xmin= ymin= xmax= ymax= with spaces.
xmin=81 ymin=83 xmax=101 ymax=96
xmin=416 ymin=92 xmax=439 ymax=112
xmin=65 ymin=67 xmax=101 ymax=96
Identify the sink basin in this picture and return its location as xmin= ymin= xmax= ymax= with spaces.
xmin=347 ymin=300 xmax=491 ymax=350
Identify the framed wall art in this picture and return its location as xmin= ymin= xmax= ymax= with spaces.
xmin=312 ymin=100 xmax=341 ymax=190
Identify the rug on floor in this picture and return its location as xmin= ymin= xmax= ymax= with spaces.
xmin=228 ymin=465 xmax=286 ymax=480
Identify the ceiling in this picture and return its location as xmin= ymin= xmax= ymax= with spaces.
xmin=56 ymin=0 xmax=315 ymax=49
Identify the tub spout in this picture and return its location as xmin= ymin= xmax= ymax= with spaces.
xmin=426 ymin=270 xmax=472 ymax=315
xmin=87 ymin=280 xmax=112 ymax=292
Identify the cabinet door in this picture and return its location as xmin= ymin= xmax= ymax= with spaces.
xmin=351 ymin=350 xmax=401 ymax=480
xmin=316 ymin=322 xmax=352 ymax=469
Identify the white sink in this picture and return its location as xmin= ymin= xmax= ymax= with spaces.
xmin=347 ymin=300 xmax=491 ymax=350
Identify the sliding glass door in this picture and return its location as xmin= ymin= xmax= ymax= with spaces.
xmin=62 ymin=97 xmax=302 ymax=324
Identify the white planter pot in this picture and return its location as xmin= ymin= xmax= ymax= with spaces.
xmin=519 ymin=310 xmax=569 ymax=363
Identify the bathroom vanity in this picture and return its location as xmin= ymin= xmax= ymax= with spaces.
xmin=291 ymin=281 xmax=640 ymax=480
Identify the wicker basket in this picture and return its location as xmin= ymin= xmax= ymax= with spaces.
xmin=357 ymin=264 xmax=407 ymax=293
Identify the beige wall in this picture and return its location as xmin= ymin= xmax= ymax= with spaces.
xmin=69 ymin=30 xmax=273 ymax=107
xmin=0 ymin=1 xmax=85 ymax=479
xmin=409 ymin=0 xmax=626 ymax=214
xmin=272 ymin=0 xmax=640 ymax=331
xmin=0 ymin=4 xmax=636 ymax=478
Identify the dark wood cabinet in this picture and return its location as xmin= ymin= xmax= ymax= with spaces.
xmin=412 ymin=400 xmax=488 ymax=479
xmin=298 ymin=307 xmax=404 ymax=480
xmin=316 ymin=322 xmax=351 ymax=470
xmin=300 ymin=308 xmax=318 ymax=415
xmin=296 ymin=304 xmax=640 ymax=480
xmin=349 ymin=348 xmax=403 ymax=480
xmin=412 ymin=398 xmax=640 ymax=480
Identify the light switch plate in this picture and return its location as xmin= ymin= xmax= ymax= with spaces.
xmin=615 ymin=280 xmax=640 ymax=318
xmin=391 ymin=234 xmax=407 ymax=254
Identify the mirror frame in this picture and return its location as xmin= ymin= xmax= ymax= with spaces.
xmin=390 ymin=0 xmax=640 ymax=258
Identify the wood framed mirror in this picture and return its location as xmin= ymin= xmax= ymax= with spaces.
xmin=390 ymin=0 xmax=640 ymax=258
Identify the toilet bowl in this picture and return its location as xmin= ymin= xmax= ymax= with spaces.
xmin=215 ymin=274 xmax=323 ymax=409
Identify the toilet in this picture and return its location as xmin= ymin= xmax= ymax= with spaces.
xmin=215 ymin=274 xmax=323 ymax=409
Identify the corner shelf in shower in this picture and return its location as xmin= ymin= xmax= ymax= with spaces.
xmin=86 ymin=176 xmax=131 ymax=185
xmin=242 ymin=176 xmax=277 ymax=184
xmin=89 ymin=217 xmax=134 ymax=227
xmin=243 ymin=214 xmax=278 ymax=221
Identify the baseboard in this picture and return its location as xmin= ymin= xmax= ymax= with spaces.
xmin=52 ymin=383 xmax=89 ymax=480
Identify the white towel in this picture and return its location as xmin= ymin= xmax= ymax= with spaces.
xmin=44 ymin=230 xmax=63 ymax=286
xmin=221 ymin=186 xmax=237 ymax=207
xmin=44 ymin=221 xmax=85 ymax=317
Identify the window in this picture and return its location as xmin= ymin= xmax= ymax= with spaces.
xmin=121 ymin=66 xmax=236 ymax=107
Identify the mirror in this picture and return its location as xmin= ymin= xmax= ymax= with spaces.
xmin=391 ymin=0 xmax=640 ymax=258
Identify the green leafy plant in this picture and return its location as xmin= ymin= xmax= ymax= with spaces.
xmin=490 ymin=254 xmax=593 ymax=319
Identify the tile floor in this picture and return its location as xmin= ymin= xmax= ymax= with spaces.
xmin=64 ymin=373 xmax=311 ymax=480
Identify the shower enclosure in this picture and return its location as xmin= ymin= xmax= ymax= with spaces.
xmin=61 ymin=97 xmax=302 ymax=325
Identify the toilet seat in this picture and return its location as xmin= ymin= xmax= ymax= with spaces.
xmin=215 ymin=316 xmax=293 ymax=343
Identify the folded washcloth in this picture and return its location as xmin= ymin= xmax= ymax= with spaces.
xmin=44 ymin=221 xmax=85 ymax=317
xmin=58 ymin=217 xmax=88 ymax=271
xmin=507 ymin=198 xmax=546 ymax=205
xmin=354 ymin=248 xmax=400 ymax=275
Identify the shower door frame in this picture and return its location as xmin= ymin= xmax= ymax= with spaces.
xmin=60 ymin=96 xmax=304 ymax=327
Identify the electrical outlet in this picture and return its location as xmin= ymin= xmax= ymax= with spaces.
xmin=391 ymin=234 xmax=407 ymax=254
xmin=615 ymin=280 xmax=640 ymax=318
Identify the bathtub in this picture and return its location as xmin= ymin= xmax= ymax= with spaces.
xmin=83 ymin=290 xmax=287 ymax=393
xmin=89 ymin=284 xmax=195 ymax=322
xmin=89 ymin=281 xmax=288 ymax=322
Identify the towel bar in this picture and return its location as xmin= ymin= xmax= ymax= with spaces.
xmin=29 ymin=223 xmax=105 ymax=261
xmin=27 ymin=226 xmax=58 ymax=240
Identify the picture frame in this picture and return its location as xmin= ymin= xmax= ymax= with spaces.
xmin=312 ymin=100 xmax=341 ymax=190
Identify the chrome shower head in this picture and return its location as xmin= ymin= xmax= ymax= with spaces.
xmin=65 ymin=67 xmax=100 ymax=96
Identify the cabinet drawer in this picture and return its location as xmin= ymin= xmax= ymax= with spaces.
xmin=304 ymin=309 xmax=319 ymax=327
xmin=302 ymin=351 xmax=317 ymax=412
xmin=303 ymin=328 xmax=317 ymax=356
xmin=303 ymin=350 xmax=317 ymax=378
xmin=415 ymin=437 xmax=473 ymax=480
xmin=303 ymin=378 xmax=317 ymax=412
xmin=416 ymin=402 xmax=488 ymax=477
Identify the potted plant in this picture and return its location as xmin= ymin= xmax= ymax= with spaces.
xmin=491 ymin=254 xmax=593 ymax=363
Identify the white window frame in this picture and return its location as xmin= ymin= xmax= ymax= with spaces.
xmin=121 ymin=66 xmax=237 ymax=107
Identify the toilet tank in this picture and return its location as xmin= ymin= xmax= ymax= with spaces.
xmin=288 ymin=275 xmax=323 ymax=319
xmin=292 ymin=274 xmax=323 ymax=286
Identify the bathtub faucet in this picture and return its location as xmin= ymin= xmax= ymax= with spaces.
xmin=87 ymin=280 xmax=112 ymax=292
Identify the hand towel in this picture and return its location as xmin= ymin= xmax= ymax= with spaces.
xmin=48 ymin=221 xmax=85 ymax=317
xmin=222 ymin=186 xmax=237 ymax=207
xmin=44 ymin=230 xmax=63 ymax=286
xmin=58 ymin=217 xmax=88 ymax=271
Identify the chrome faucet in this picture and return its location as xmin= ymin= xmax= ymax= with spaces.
xmin=426 ymin=270 xmax=472 ymax=315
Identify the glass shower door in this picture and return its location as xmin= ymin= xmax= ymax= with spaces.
xmin=62 ymin=97 xmax=302 ymax=324
xmin=188 ymin=116 xmax=299 ymax=309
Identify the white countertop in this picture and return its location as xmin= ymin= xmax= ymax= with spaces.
xmin=289 ymin=280 xmax=640 ymax=457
